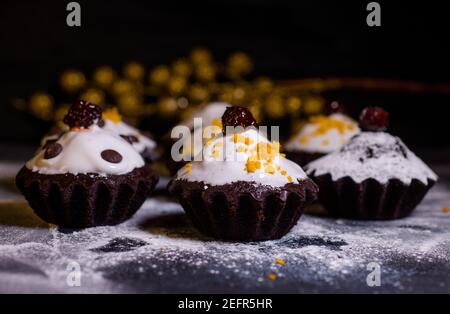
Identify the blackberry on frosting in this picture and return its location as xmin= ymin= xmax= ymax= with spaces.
xmin=63 ymin=100 xmax=104 ymax=129
xmin=221 ymin=106 xmax=258 ymax=134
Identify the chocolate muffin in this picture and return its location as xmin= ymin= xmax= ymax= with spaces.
xmin=16 ymin=100 xmax=159 ymax=228
xmin=285 ymin=107 xmax=360 ymax=166
xmin=305 ymin=107 xmax=437 ymax=220
xmin=169 ymin=106 xmax=318 ymax=241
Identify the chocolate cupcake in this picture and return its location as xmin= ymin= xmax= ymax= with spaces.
xmin=305 ymin=107 xmax=437 ymax=220
xmin=16 ymin=100 xmax=159 ymax=228
xmin=169 ymin=106 xmax=318 ymax=241
xmin=285 ymin=103 xmax=360 ymax=166
xmin=164 ymin=102 xmax=228 ymax=174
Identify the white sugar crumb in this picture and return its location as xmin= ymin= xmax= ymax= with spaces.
xmin=306 ymin=132 xmax=438 ymax=184
xmin=1 ymin=185 xmax=450 ymax=293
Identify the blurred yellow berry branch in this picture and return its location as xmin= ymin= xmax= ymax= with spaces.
xmin=12 ymin=47 xmax=328 ymax=137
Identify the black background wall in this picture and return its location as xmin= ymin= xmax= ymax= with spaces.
xmin=1 ymin=0 xmax=449 ymax=149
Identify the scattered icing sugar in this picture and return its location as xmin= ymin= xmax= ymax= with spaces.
xmin=306 ymin=132 xmax=438 ymax=184
xmin=1 ymin=188 xmax=449 ymax=293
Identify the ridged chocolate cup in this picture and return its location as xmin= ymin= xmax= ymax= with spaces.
xmin=309 ymin=172 xmax=435 ymax=220
xmin=284 ymin=150 xmax=326 ymax=167
xmin=15 ymin=165 xmax=159 ymax=228
xmin=168 ymin=179 xmax=318 ymax=241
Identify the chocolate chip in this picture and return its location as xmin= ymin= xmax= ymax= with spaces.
xmin=101 ymin=149 xmax=123 ymax=163
xmin=44 ymin=143 xmax=63 ymax=159
xmin=43 ymin=139 xmax=57 ymax=149
xmin=120 ymin=134 xmax=139 ymax=144
xmin=97 ymin=119 xmax=105 ymax=128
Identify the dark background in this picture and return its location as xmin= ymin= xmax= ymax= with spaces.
xmin=1 ymin=0 xmax=450 ymax=150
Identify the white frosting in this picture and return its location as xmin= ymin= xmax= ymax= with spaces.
xmin=305 ymin=132 xmax=438 ymax=184
xmin=103 ymin=119 xmax=156 ymax=154
xmin=183 ymin=102 xmax=229 ymax=130
xmin=26 ymin=125 xmax=145 ymax=175
xmin=285 ymin=113 xmax=360 ymax=153
xmin=175 ymin=102 xmax=229 ymax=160
xmin=176 ymin=128 xmax=308 ymax=187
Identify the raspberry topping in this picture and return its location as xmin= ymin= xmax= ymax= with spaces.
xmin=63 ymin=100 xmax=103 ymax=129
xmin=221 ymin=106 xmax=258 ymax=134
xmin=359 ymin=107 xmax=389 ymax=132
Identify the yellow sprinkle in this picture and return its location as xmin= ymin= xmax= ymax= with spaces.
xmin=264 ymin=163 xmax=276 ymax=174
xmin=287 ymin=176 xmax=293 ymax=183
xmin=280 ymin=170 xmax=287 ymax=176
xmin=245 ymin=137 xmax=254 ymax=145
xmin=275 ymin=259 xmax=285 ymax=265
xmin=236 ymin=146 xmax=246 ymax=153
xmin=212 ymin=117 xmax=222 ymax=129
xmin=267 ymin=273 xmax=277 ymax=281
xmin=276 ymin=165 xmax=281 ymax=171
xmin=211 ymin=150 xmax=220 ymax=158
xmin=185 ymin=163 xmax=192 ymax=173
xmin=280 ymin=153 xmax=286 ymax=158
xmin=299 ymin=137 xmax=308 ymax=145
xmin=102 ymin=107 xmax=122 ymax=123
xmin=246 ymin=159 xmax=261 ymax=173
xmin=442 ymin=207 xmax=450 ymax=213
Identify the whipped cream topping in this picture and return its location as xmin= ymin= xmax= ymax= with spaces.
xmin=102 ymin=108 xmax=156 ymax=155
xmin=175 ymin=128 xmax=308 ymax=187
xmin=285 ymin=113 xmax=360 ymax=153
xmin=103 ymin=120 xmax=156 ymax=154
xmin=176 ymin=102 xmax=228 ymax=160
xmin=183 ymin=102 xmax=229 ymax=130
xmin=27 ymin=125 xmax=145 ymax=176
xmin=306 ymin=132 xmax=438 ymax=184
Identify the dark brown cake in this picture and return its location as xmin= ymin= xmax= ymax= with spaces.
xmin=169 ymin=179 xmax=318 ymax=241
xmin=16 ymin=165 xmax=158 ymax=228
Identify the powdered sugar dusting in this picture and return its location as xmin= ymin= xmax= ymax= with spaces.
xmin=306 ymin=132 xmax=438 ymax=184
xmin=1 ymin=182 xmax=449 ymax=293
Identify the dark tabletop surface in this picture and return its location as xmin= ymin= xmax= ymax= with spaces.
xmin=0 ymin=147 xmax=449 ymax=294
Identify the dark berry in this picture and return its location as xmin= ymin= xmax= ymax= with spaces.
xmin=120 ymin=134 xmax=139 ymax=144
xmin=63 ymin=100 xmax=103 ymax=129
xmin=44 ymin=143 xmax=63 ymax=159
xmin=359 ymin=107 xmax=389 ymax=132
xmin=101 ymin=149 xmax=123 ymax=163
xmin=325 ymin=100 xmax=346 ymax=115
xmin=221 ymin=106 xmax=258 ymax=134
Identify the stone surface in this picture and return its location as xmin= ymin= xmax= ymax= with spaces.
xmin=0 ymin=161 xmax=449 ymax=293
